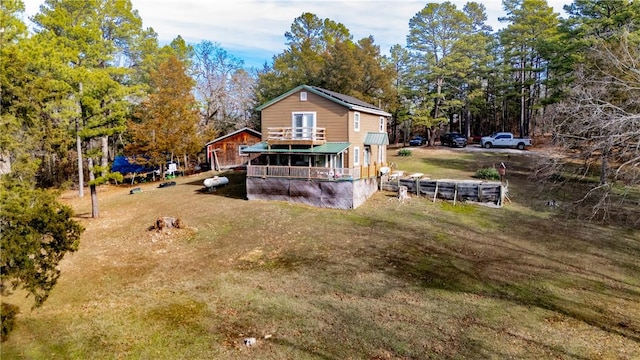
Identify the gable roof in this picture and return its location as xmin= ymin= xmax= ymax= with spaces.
xmin=256 ymin=85 xmax=391 ymax=117
xmin=205 ymin=127 xmax=261 ymax=147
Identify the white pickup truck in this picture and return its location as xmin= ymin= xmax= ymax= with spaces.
xmin=480 ymin=132 xmax=532 ymax=150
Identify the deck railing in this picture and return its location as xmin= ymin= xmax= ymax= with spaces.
xmin=266 ymin=127 xmax=326 ymax=144
xmin=247 ymin=164 xmax=381 ymax=181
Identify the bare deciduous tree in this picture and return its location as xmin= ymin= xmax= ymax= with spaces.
xmin=192 ymin=41 xmax=257 ymax=136
xmin=545 ymin=31 xmax=639 ymax=224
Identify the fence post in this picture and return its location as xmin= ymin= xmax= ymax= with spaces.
xmin=433 ymin=180 xmax=438 ymax=202
xmin=453 ymin=183 xmax=458 ymax=206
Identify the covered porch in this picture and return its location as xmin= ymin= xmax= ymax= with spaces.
xmin=242 ymin=141 xmax=384 ymax=181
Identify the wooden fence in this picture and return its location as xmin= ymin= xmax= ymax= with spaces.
xmin=381 ymin=177 xmax=505 ymax=206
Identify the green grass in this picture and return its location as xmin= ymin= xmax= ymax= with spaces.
xmin=3 ymin=149 xmax=640 ymax=359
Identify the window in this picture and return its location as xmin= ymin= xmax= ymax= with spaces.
xmin=379 ymin=117 xmax=385 ymax=132
xmin=354 ymin=112 xmax=360 ymax=132
xmin=354 ymin=146 xmax=360 ymax=165
xmin=292 ymin=112 xmax=316 ymax=139
xmin=300 ymin=91 xmax=307 ymax=101
xmin=239 ymin=145 xmax=249 ymax=156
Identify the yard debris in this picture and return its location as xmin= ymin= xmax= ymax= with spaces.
xmin=398 ymin=186 xmax=409 ymax=201
xmin=546 ymin=199 xmax=559 ymax=208
xmin=158 ymin=181 xmax=176 ymax=188
xmin=243 ymin=337 xmax=257 ymax=346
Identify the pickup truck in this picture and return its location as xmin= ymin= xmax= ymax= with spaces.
xmin=480 ymin=132 xmax=532 ymax=150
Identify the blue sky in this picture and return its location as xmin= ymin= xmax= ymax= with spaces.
xmin=23 ymin=0 xmax=570 ymax=69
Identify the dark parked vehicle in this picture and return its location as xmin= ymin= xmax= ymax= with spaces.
xmin=440 ymin=132 xmax=467 ymax=147
xmin=409 ymin=136 xmax=426 ymax=146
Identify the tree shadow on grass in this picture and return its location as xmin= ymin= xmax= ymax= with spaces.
xmin=261 ymin=202 xmax=640 ymax=356
xmin=370 ymin=211 xmax=640 ymax=344
xmin=183 ymin=171 xmax=247 ymax=200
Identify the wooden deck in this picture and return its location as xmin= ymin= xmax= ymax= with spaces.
xmin=266 ymin=127 xmax=326 ymax=145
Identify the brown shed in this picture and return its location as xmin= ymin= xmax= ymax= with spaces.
xmin=205 ymin=127 xmax=261 ymax=170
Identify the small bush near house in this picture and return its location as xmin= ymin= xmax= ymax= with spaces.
xmin=397 ymin=149 xmax=412 ymax=157
xmin=1 ymin=303 xmax=19 ymax=342
xmin=475 ymin=167 xmax=500 ymax=180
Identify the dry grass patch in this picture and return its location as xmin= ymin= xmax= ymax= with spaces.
xmin=2 ymin=155 xmax=639 ymax=359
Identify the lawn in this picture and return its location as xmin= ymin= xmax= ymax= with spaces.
xmin=2 ymin=147 xmax=639 ymax=359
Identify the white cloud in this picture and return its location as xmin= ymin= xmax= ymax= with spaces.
xmin=23 ymin=0 xmax=571 ymax=68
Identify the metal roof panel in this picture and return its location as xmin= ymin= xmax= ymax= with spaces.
xmin=363 ymin=132 xmax=389 ymax=145
xmin=242 ymin=142 xmax=350 ymax=154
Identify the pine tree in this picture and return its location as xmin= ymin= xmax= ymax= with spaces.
xmin=31 ymin=0 xmax=148 ymax=217
xmin=1 ymin=1 xmax=84 ymax=338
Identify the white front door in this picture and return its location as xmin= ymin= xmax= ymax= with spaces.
xmin=364 ymin=147 xmax=371 ymax=166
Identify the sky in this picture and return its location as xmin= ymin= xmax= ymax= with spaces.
xmin=22 ymin=0 xmax=571 ymax=69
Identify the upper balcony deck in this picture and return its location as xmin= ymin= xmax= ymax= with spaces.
xmin=266 ymin=127 xmax=326 ymax=146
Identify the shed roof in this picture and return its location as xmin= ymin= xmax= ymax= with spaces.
xmin=242 ymin=142 xmax=350 ymax=155
xmin=204 ymin=127 xmax=261 ymax=147
xmin=363 ymin=132 xmax=389 ymax=145
xmin=256 ymin=85 xmax=391 ymax=117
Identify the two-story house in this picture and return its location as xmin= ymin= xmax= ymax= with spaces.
xmin=243 ymin=85 xmax=391 ymax=209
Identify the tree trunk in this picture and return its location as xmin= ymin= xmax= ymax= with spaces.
xmin=465 ymin=107 xmax=471 ymax=139
xmin=101 ymin=135 xmax=109 ymax=177
xmin=600 ymin=146 xmax=609 ymax=185
xmin=77 ymin=81 xmax=84 ymax=198
xmin=90 ymin=183 xmax=99 ymax=218
xmin=435 ymin=77 xmax=443 ymax=120
xmin=427 ymin=127 xmax=437 ymax=147
xmin=87 ymin=157 xmax=99 ymax=218
xmin=76 ymin=126 xmax=84 ymax=198
xmin=464 ymin=89 xmax=471 ymax=138
xmin=520 ymin=55 xmax=526 ymax=137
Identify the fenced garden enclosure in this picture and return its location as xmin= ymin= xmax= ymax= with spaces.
xmin=381 ymin=176 xmax=506 ymax=206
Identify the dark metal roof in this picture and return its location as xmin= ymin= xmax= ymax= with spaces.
xmin=309 ymin=86 xmax=381 ymax=112
xmin=256 ymin=85 xmax=391 ymax=117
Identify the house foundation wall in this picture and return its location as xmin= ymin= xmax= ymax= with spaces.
xmin=246 ymin=177 xmax=379 ymax=209
xmin=352 ymin=177 xmax=379 ymax=208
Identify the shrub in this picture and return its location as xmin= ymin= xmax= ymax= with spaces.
xmin=1 ymin=303 xmax=19 ymax=342
xmin=475 ymin=167 xmax=500 ymax=180
xmin=397 ymin=149 xmax=412 ymax=157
